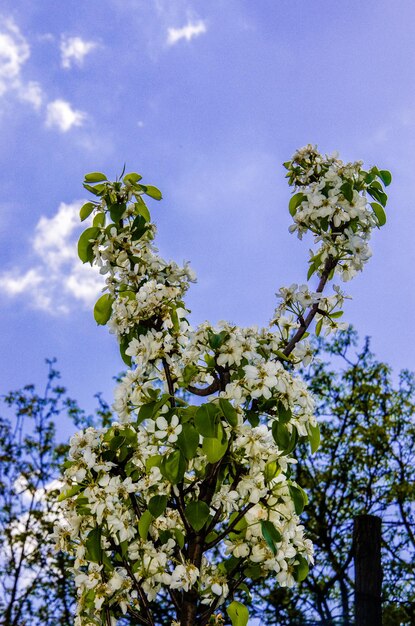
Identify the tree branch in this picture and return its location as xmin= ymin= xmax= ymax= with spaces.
xmin=205 ymin=502 xmax=256 ymax=549
xmin=283 ymin=256 xmax=337 ymax=357
xmin=187 ymin=377 xmax=220 ymax=396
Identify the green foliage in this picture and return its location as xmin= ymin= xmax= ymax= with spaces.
xmin=78 ymin=226 xmax=99 ymax=263
xmin=288 ymin=192 xmax=305 ymax=216
xmin=371 ymin=201 xmax=387 ymax=226
xmin=148 ymin=495 xmax=168 ymax=518
xmin=93 ymin=293 xmax=114 ymax=325
xmin=261 ymin=521 xmax=282 ymax=555
xmin=227 ymin=600 xmax=249 ymax=626
xmin=185 ymin=500 xmax=210 ymax=531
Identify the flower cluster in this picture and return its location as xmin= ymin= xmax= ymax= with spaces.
xmin=284 ymin=143 xmax=390 ymax=282
xmin=56 ymin=149 xmax=390 ymax=625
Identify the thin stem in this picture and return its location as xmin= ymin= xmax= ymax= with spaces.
xmin=283 ymin=256 xmax=337 ymax=356
xmin=162 ymin=358 xmax=176 ymax=407
xmin=169 ymin=588 xmax=182 ymax=613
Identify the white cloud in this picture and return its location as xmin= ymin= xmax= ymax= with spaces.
xmin=18 ymin=80 xmax=43 ymax=109
xmin=0 ymin=18 xmax=89 ymax=131
xmin=167 ymin=19 xmax=207 ymax=46
xmin=60 ymin=35 xmax=97 ymax=69
xmin=0 ymin=201 xmax=102 ymax=314
xmin=0 ymin=17 xmax=29 ymax=93
xmin=0 ymin=16 xmax=43 ymax=108
xmin=45 ymin=99 xmax=86 ymax=132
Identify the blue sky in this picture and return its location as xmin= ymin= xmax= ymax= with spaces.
xmin=1 ymin=0 xmax=414 ymax=433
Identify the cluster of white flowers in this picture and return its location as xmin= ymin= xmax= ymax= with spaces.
xmin=285 ymin=144 xmax=388 ymax=282
xmin=57 ymin=413 xmax=313 ymax=625
xmin=56 ymin=151 xmax=389 ymax=624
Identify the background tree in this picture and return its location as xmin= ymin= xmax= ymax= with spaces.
xmin=257 ymin=328 xmax=415 ymax=625
xmin=0 ymin=360 xmax=113 ymax=626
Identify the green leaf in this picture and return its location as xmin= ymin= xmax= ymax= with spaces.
xmin=264 ymin=460 xmax=279 ymax=483
xmin=371 ymin=202 xmax=386 ymax=227
xmin=94 ymin=294 xmax=114 ymax=325
xmin=286 ymin=427 xmax=298 ymax=454
xmin=277 ymin=402 xmax=292 ymax=423
xmin=137 ymin=401 xmax=157 ymax=424
xmin=195 ymin=403 xmax=219 ymax=438
xmin=80 ymin=202 xmax=95 ymax=221
xmin=202 ymin=432 xmax=228 ymax=463
xmin=57 ymin=484 xmax=83 ymax=501
xmin=173 ymin=528 xmax=185 ymax=549
xmin=245 ymin=410 xmax=260 ymax=427
xmin=93 ymin=213 xmax=105 ymax=227
xmin=119 ymin=336 xmax=132 ymax=367
xmin=78 ymin=227 xmax=99 ymax=263
xmin=180 ymin=365 xmax=198 ymax=387
xmin=84 ymin=172 xmax=107 ymax=182
xmin=135 ymin=201 xmax=151 ymax=222
xmin=178 ymin=405 xmax=198 ymax=423
xmin=123 ymin=172 xmax=142 ymax=184
xmin=160 ymin=450 xmax=186 ymax=484
xmin=208 ymin=331 xmax=228 ymax=350
xmin=275 ymin=350 xmax=293 ymax=363
xmin=219 ymin=398 xmax=238 ymax=427
xmin=131 ymin=214 xmax=148 ymax=240
xmin=83 ymin=183 xmax=105 ymax=196
xmin=308 ymin=423 xmax=320 ymax=454
xmin=340 ymin=182 xmax=353 ymax=202
xmin=228 ymin=512 xmax=248 ymax=540
xmin=272 ymin=420 xmax=290 ymax=450
xmin=145 ymin=455 xmax=162 ymax=472
xmin=120 ymin=540 xmax=128 ymax=557
xmin=368 ymin=185 xmax=388 ymax=207
xmin=289 ymin=192 xmax=305 ymax=216
xmin=143 ymin=185 xmax=162 ymax=200
xmin=378 ymin=169 xmax=392 ymax=187
xmin=261 ymin=520 xmax=282 ymax=555
xmin=294 ymin=554 xmax=310 ymax=582
xmin=138 ymin=509 xmax=153 ymax=540
xmin=85 ymin=528 xmax=102 ymax=563
xmin=185 ymin=500 xmax=210 ymax=531
xmin=243 ymin=564 xmax=262 ymax=580
xmin=227 ymin=600 xmax=249 ymax=626
xmin=148 ymin=495 xmax=168 ymax=518
xmin=109 ymin=202 xmax=126 ymax=223
xmin=307 ymin=263 xmax=317 ymax=280
xmin=315 ymin=318 xmax=323 ymax=337
xmin=177 ymin=423 xmax=200 ymax=460
xmin=109 ymin=434 xmax=125 ymax=451
xmin=137 ymin=395 xmax=170 ymax=425
xmin=289 ymin=484 xmax=308 ymax=515
xmin=224 ymin=555 xmax=241 ymax=574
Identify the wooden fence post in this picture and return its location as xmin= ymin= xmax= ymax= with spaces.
xmin=353 ymin=514 xmax=382 ymax=626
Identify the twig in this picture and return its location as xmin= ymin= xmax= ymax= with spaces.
xmin=283 ymin=256 xmax=337 ymax=356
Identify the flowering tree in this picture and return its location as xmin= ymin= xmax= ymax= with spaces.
xmin=56 ymin=146 xmax=391 ymax=626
